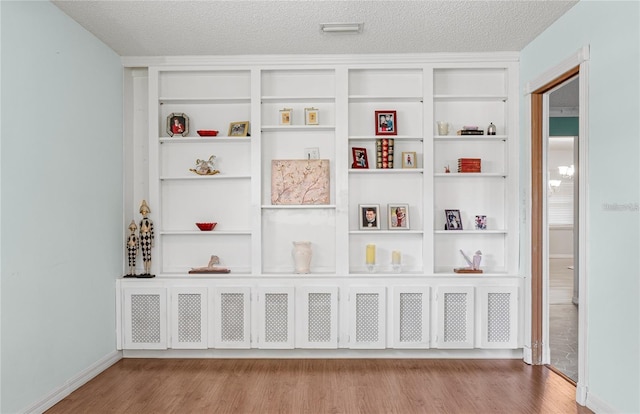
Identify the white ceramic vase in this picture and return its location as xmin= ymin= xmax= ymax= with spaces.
xmin=292 ymin=241 xmax=312 ymax=274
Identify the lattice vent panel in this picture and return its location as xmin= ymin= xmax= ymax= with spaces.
xmin=356 ymin=293 xmax=379 ymax=343
xmin=443 ymin=293 xmax=467 ymax=342
xmin=487 ymin=292 xmax=511 ymax=343
xmin=220 ymin=293 xmax=245 ymax=342
xmin=399 ymin=293 xmax=422 ymax=342
xmin=131 ymin=294 xmax=161 ymax=343
xmin=177 ymin=294 xmax=201 ymax=343
xmin=264 ymin=293 xmax=288 ymax=343
xmin=308 ymin=293 xmax=332 ymax=343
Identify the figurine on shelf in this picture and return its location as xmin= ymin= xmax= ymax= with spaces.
xmin=139 ymin=200 xmax=154 ymax=276
xmin=125 ymin=220 xmax=139 ymax=276
xmin=188 ymin=255 xmax=231 ymax=274
xmin=189 ymin=155 xmax=220 ymax=176
xmin=444 ymin=165 xmax=450 ymax=173
xmin=454 ymin=249 xmax=483 ymax=274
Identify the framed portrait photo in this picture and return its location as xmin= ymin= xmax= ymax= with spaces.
xmin=475 ymin=215 xmax=487 ymax=230
xmin=445 ymin=209 xmax=463 ymax=230
xmin=351 ymin=147 xmax=369 ymax=169
xmin=375 ymin=110 xmax=397 ymax=136
xmin=305 ymin=107 xmax=319 ymax=125
xmin=279 ymin=108 xmax=292 ymax=125
xmin=228 ymin=121 xmax=250 ymax=137
xmin=167 ymin=112 xmax=189 ymax=137
xmin=388 ymin=204 xmax=409 ymax=230
xmin=402 ymin=151 xmax=417 ymax=169
xmin=359 ymin=204 xmax=380 ymax=230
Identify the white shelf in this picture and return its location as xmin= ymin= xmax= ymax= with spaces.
xmin=350 ymin=168 xmax=424 ymax=174
xmin=261 ymin=96 xmax=335 ymax=102
xmin=159 ymin=137 xmax=251 ymax=143
xmin=261 ymin=125 xmax=336 ymax=132
xmin=435 ymin=230 xmax=507 ymax=234
xmin=434 ymin=135 xmax=507 ymax=141
xmin=349 ymin=135 xmax=423 ymax=141
xmin=433 ymin=94 xmax=507 ymax=101
xmin=434 ymin=173 xmax=505 ymax=178
xmin=261 ymin=204 xmax=337 ymax=210
xmin=349 ymin=230 xmax=424 ymax=235
xmin=160 ymin=231 xmax=252 ymax=236
xmin=349 ymin=95 xmax=423 ymax=102
xmin=160 ymin=174 xmax=251 ymax=181
xmin=159 ymin=96 xmax=251 ymax=104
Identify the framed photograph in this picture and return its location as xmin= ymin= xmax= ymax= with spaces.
xmin=402 ymin=151 xmax=417 ymax=168
xmin=305 ymin=107 xmax=319 ymax=125
xmin=375 ymin=110 xmax=397 ymax=136
xmin=475 ymin=215 xmax=487 ymax=230
xmin=359 ymin=204 xmax=380 ymax=230
xmin=445 ymin=209 xmax=463 ymax=230
xmin=167 ymin=112 xmax=189 ymax=137
xmin=351 ymin=147 xmax=369 ymax=169
xmin=279 ymin=108 xmax=292 ymax=125
xmin=388 ymin=204 xmax=409 ymax=230
xmin=229 ymin=121 xmax=249 ymax=137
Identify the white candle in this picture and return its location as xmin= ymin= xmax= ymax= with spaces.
xmin=391 ymin=250 xmax=401 ymax=265
xmin=365 ymin=244 xmax=376 ymax=265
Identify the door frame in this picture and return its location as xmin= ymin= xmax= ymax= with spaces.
xmin=524 ymin=46 xmax=590 ymax=405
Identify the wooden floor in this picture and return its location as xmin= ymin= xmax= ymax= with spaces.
xmin=46 ymin=359 xmax=593 ymax=414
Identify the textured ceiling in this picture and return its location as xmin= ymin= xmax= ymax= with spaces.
xmin=51 ymin=0 xmax=579 ymax=57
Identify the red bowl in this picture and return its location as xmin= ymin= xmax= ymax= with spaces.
xmin=196 ymin=222 xmax=217 ymax=231
xmin=197 ymin=130 xmax=219 ymax=137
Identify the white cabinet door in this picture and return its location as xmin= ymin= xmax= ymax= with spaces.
xmin=170 ymin=287 xmax=207 ymax=349
xmin=258 ymin=287 xmax=295 ymax=349
xmin=436 ymin=286 xmax=474 ymax=349
xmin=349 ymin=286 xmax=386 ymax=349
xmin=478 ymin=286 xmax=518 ymax=349
xmin=296 ymin=286 xmax=339 ymax=348
xmin=211 ymin=287 xmax=251 ymax=349
xmin=123 ymin=287 xmax=167 ymax=350
xmin=392 ymin=286 xmax=430 ymax=349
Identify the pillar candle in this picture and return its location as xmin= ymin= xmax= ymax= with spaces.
xmin=365 ymin=244 xmax=376 ymax=265
xmin=391 ymin=250 xmax=401 ymax=265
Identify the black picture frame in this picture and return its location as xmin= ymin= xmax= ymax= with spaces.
xmin=445 ymin=209 xmax=463 ymax=230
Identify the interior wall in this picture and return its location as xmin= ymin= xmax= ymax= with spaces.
xmin=520 ymin=1 xmax=640 ymax=412
xmin=0 ymin=2 xmax=123 ymax=412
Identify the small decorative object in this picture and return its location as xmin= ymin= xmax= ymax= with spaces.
xmin=402 ymin=151 xmax=416 ymax=169
xmin=167 ymin=113 xmax=189 ymax=137
xmin=359 ymin=204 xmax=380 ymax=230
xmin=376 ymin=139 xmax=394 ymax=168
xmin=365 ymin=244 xmax=376 ymax=272
xmin=445 ymin=209 xmax=463 ymax=230
xmin=188 ymin=255 xmax=231 ymax=274
xmin=304 ymin=147 xmax=320 ymax=160
xmin=444 ymin=165 xmax=451 ymax=173
xmin=391 ymin=250 xmax=401 ymax=273
xmin=125 ymin=220 xmax=139 ymax=277
xmin=475 ymin=215 xmax=487 ymax=230
xmin=138 ymin=200 xmax=155 ymax=277
xmin=375 ymin=110 xmax=397 ymax=136
xmin=271 ymin=159 xmax=330 ymax=205
xmin=352 ymin=147 xmax=369 ymax=169
xmin=457 ymin=126 xmax=484 ymax=136
xmin=279 ymin=108 xmax=292 ymax=125
xmin=197 ymin=130 xmax=218 ymax=137
xmin=190 ymin=155 xmax=220 ymax=176
xmin=292 ymin=241 xmax=312 ymax=274
xmin=437 ymin=121 xmax=450 ymax=135
xmin=388 ymin=204 xmax=409 ymax=230
xmin=305 ymin=107 xmax=319 ymax=125
xmin=454 ymin=249 xmax=483 ymax=274
xmin=196 ymin=222 xmax=217 ymax=231
xmin=458 ymin=158 xmax=482 ymax=173
xmin=487 ymin=122 xmax=497 ymax=135
xmin=228 ymin=121 xmax=249 ymax=137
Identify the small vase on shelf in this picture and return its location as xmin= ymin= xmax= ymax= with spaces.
xmin=292 ymin=241 xmax=312 ymax=274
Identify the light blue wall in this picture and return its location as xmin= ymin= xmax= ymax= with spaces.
xmin=1 ymin=1 xmax=123 ymax=412
xmin=520 ymin=1 xmax=639 ymax=412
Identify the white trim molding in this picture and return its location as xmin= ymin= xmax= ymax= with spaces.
xmin=524 ymin=45 xmax=590 ymax=94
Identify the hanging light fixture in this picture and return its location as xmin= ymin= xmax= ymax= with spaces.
xmin=558 ymin=165 xmax=575 ymax=179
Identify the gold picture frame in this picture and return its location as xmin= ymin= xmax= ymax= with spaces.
xmin=402 ymin=151 xmax=417 ymax=168
xmin=305 ymin=107 xmax=319 ymax=125
xmin=279 ymin=108 xmax=292 ymax=125
xmin=228 ymin=121 xmax=250 ymax=137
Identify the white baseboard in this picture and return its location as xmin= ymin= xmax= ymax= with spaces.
xmin=23 ymin=350 xmax=122 ymax=414
xmin=587 ymin=390 xmax=621 ymax=414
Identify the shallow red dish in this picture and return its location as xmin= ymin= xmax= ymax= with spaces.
xmin=196 ymin=222 xmax=217 ymax=231
xmin=197 ymin=130 xmax=219 ymax=137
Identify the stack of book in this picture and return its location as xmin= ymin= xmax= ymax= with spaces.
xmin=376 ymin=138 xmax=394 ymax=169
xmin=456 ymin=126 xmax=484 ymax=136
xmin=458 ymin=158 xmax=482 ymax=173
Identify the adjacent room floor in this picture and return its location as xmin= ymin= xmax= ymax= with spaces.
xmin=549 ymin=257 xmax=578 ymax=382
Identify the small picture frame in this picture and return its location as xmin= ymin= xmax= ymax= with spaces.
xmin=388 ymin=204 xmax=409 ymax=230
xmin=445 ymin=209 xmax=463 ymax=230
xmin=402 ymin=152 xmax=417 ymax=169
xmin=375 ymin=110 xmax=397 ymax=136
xmin=279 ymin=108 xmax=292 ymax=125
xmin=351 ymin=147 xmax=369 ymax=169
xmin=475 ymin=215 xmax=487 ymax=230
xmin=305 ymin=107 xmax=319 ymax=125
xmin=304 ymin=147 xmax=320 ymax=160
xmin=167 ymin=113 xmax=189 ymax=137
xmin=359 ymin=204 xmax=380 ymax=230
xmin=229 ymin=121 xmax=249 ymax=137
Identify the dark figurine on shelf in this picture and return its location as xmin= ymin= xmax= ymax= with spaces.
xmin=139 ymin=200 xmax=155 ymax=276
xmin=126 ymin=220 xmax=139 ymax=276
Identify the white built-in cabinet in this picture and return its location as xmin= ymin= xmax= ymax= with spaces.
xmin=118 ymin=56 xmax=522 ymax=355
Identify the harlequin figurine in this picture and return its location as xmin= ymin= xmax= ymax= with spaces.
xmin=139 ymin=200 xmax=154 ymax=275
xmin=126 ymin=220 xmax=139 ymax=276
